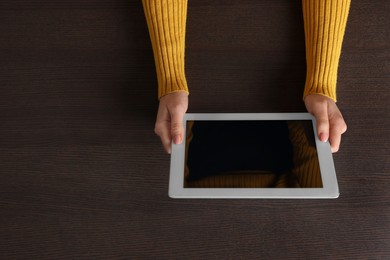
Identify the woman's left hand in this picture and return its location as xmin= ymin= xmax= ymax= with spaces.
xmin=304 ymin=94 xmax=347 ymax=153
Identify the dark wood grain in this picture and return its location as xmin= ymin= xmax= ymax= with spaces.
xmin=0 ymin=0 xmax=389 ymax=259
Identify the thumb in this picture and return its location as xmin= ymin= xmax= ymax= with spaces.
xmin=170 ymin=110 xmax=185 ymax=145
xmin=313 ymin=101 xmax=330 ymax=142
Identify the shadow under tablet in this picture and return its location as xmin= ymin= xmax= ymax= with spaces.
xmin=184 ymin=120 xmax=323 ymax=188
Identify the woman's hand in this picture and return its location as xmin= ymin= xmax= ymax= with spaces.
xmin=304 ymin=94 xmax=347 ymax=153
xmin=154 ymin=92 xmax=188 ymax=154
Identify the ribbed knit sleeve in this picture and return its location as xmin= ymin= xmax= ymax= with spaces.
xmin=142 ymin=0 xmax=189 ymax=99
xmin=302 ymin=0 xmax=351 ymax=102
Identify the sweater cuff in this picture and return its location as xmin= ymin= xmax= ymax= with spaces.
xmin=157 ymin=74 xmax=189 ymax=99
xmin=303 ymin=78 xmax=337 ymax=102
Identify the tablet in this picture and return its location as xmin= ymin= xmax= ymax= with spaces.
xmin=169 ymin=113 xmax=339 ymax=199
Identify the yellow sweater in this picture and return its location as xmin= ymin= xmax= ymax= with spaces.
xmin=142 ymin=0 xmax=350 ymax=101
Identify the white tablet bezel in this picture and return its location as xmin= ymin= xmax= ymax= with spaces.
xmin=169 ymin=113 xmax=339 ymax=199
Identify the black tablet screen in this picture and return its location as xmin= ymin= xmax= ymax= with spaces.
xmin=184 ymin=120 xmax=323 ymax=188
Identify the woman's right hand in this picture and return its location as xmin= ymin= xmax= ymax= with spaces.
xmin=154 ymin=92 xmax=189 ymax=154
xmin=304 ymin=94 xmax=347 ymax=153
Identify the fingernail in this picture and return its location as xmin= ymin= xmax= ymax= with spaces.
xmin=166 ymin=144 xmax=171 ymax=154
xmin=319 ymin=133 xmax=327 ymax=142
xmin=173 ymin=135 xmax=181 ymax=144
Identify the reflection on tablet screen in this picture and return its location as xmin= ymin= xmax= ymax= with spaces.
xmin=184 ymin=120 xmax=323 ymax=188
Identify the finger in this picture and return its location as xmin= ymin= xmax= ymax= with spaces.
xmin=312 ymin=102 xmax=330 ymax=142
xmin=317 ymin=116 xmax=330 ymax=142
xmin=329 ymin=116 xmax=347 ymax=153
xmin=329 ymin=133 xmax=341 ymax=153
xmin=162 ymin=130 xmax=172 ymax=154
xmin=155 ymin=101 xmax=174 ymax=154
xmin=170 ymin=110 xmax=185 ymax=145
xmin=155 ymin=119 xmax=172 ymax=154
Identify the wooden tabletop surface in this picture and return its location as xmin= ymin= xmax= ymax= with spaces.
xmin=0 ymin=1 xmax=389 ymax=259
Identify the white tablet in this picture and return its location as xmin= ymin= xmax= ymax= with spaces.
xmin=169 ymin=113 xmax=339 ymax=199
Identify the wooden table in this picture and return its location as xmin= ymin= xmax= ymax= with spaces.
xmin=1 ymin=1 xmax=389 ymax=259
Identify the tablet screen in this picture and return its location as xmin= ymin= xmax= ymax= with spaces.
xmin=184 ymin=120 xmax=323 ymax=189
